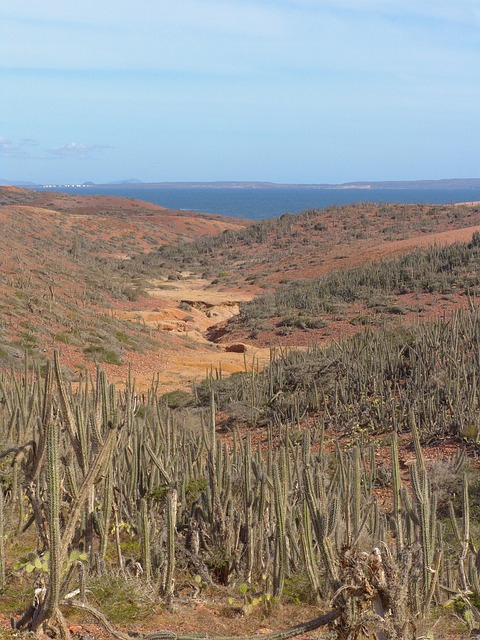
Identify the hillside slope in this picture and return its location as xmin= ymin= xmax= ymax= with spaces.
xmin=2 ymin=189 xmax=480 ymax=389
xmin=3 ymin=191 xmax=480 ymax=639
xmin=136 ymin=201 xmax=480 ymax=289
xmin=0 ymin=187 xmax=251 ymax=385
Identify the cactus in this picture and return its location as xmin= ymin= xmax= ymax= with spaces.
xmin=300 ymin=499 xmax=322 ymax=602
xmin=139 ymin=498 xmax=152 ymax=583
xmin=0 ymin=484 xmax=5 ymax=591
xmin=99 ymin=466 xmax=114 ymax=562
xmin=409 ymin=416 xmax=435 ymax=611
xmin=243 ymin=434 xmax=254 ymax=584
xmin=458 ymin=472 xmax=471 ymax=592
xmin=6 ymin=318 xmax=480 ymax=634
xmin=391 ymin=430 xmax=404 ymax=553
xmin=29 ymin=418 xmax=61 ymax=631
xmin=303 ymin=466 xmax=339 ymax=590
xmin=272 ymin=464 xmax=286 ymax=597
xmin=163 ymin=486 xmax=177 ymax=604
xmin=59 ymin=422 xmax=118 ymax=565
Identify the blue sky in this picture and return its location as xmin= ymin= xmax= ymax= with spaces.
xmin=1 ymin=0 xmax=480 ymax=184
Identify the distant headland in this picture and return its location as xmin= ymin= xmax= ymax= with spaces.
xmin=3 ymin=178 xmax=480 ymax=190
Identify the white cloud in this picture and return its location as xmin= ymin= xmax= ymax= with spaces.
xmin=46 ymin=142 xmax=112 ymax=159
xmin=0 ymin=136 xmax=14 ymax=150
xmin=1 ymin=137 xmax=111 ymax=160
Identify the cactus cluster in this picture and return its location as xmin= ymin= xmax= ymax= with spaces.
xmin=0 ymin=307 xmax=479 ymax=638
xmin=201 ymin=306 xmax=480 ymax=444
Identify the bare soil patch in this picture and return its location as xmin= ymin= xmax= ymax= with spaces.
xmin=112 ymin=275 xmax=270 ymax=390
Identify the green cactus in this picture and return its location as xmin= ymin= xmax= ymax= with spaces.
xmin=272 ymin=464 xmax=287 ymax=597
xmin=0 ymin=484 xmax=5 ymax=591
xmin=140 ymin=498 xmax=152 ymax=583
xmin=163 ymin=486 xmax=177 ymax=603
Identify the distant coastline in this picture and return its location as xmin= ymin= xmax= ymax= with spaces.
xmin=4 ymin=177 xmax=480 ymax=190
xmin=74 ymin=178 xmax=480 ymax=190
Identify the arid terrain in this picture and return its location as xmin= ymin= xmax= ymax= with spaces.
xmin=2 ymin=188 xmax=480 ymax=390
xmin=0 ymin=186 xmax=255 ymax=389
xmin=2 ymin=188 xmax=480 ymax=639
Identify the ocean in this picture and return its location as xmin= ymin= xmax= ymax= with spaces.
xmin=41 ymin=186 xmax=480 ymax=220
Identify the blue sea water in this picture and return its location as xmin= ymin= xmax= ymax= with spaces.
xmin=42 ymin=186 xmax=480 ymax=220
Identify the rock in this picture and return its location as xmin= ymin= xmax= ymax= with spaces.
xmin=225 ymin=343 xmax=247 ymax=353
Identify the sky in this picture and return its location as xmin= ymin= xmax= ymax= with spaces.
xmin=1 ymin=0 xmax=480 ymax=185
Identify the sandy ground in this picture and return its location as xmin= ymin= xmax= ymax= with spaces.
xmin=110 ymin=275 xmax=271 ymax=390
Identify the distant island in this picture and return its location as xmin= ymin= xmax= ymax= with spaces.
xmin=3 ymin=177 xmax=480 ymax=189
xmin=96 ymin=178 xmax=480 ymax=190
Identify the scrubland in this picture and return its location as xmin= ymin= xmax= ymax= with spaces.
xmin=2 ymin=189 xmax=480 ymax=638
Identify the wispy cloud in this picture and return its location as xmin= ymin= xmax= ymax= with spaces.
xmin=2 ymin=1 xmax=480 ymax=183
xmin=0 ymin=136 xmax=29 ymax=158
xmin=46 ymin=142 xmax=113 ymax=159
xmin=1 ymin=137 xmax=112 ymax=161
xmin=296 ymin=0 xmax=480 ymax=22
xmin=19 ymin=137 xmax=39 ymax=147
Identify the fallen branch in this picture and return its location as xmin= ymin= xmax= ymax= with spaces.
xmin=62 ymin=599 xmax=340 ymax=640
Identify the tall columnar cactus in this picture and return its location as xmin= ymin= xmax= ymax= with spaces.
xmin=45 ymin=418 xmax=61 ymax=618
xmin=9 ymin=333 xmax=480 ymax=634
xmin=207 ymin=392 xmax=226 ymax=538
xmin=300 ymin=499 xmax=321 ymax=602
xmin=272 ymin=464 xmax=287 ymax=597
xmin=458 ymin=472 xmax=471 ymax=592
xmin=409 ymin=417 xmax=435 ymax=612
xmin=0 ymin=484 xmax=5 ymax=591
xmin=29 ymin=418 xmax=62 ymax=631
xmin=99 ymin=467 xmax=114 ymax=563
xmin=53 ymin=351 xmax=82 ymax=470
xmin=351 ymin=447 xmax=362 ymax=536
xmin=163 ymin=486 xmax=177 ymax=604
xmin=59 ymin=421 xmax=118 ymax=565
xmin=140 ymin=498 xmax=152 ymax=583
xmin=243 ymin=435 xmax=254 ymax=584
xmin=303 ymin=466 xmax=339 ymax=591
xmin=391 ymin=430 xmax=404 ymax=552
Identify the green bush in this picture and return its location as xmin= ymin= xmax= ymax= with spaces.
xmin=83 ymin=345 xmax=122 ymax=365
xmin=161 ymin=389 xmax=194 ymax=409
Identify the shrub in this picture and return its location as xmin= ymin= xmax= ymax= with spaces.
xmin=83 ymin=345 xmax=122 ymax=365
xmin=89 ymin=575 xmax=156 ymax=623
xmin=161 ymin=389 xmax=194 ymax=409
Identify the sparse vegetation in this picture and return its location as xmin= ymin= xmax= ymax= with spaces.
xmin=2 ymin=313 xmax=480 ymax=638
xmin=4 ymin=189 xmax=480 ymax=638
xmin=131 ymin=202 xmax=480 ymax=283
xmin=235 ymin=235 xmax=480 ymax=327
xmin=83 ymin=344 xmax=123 ymax=365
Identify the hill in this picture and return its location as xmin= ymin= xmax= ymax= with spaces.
xmin=0 ymin=187 xmax=250 ymax=386
xmin=3 ymin=190 xmax=480 ymax=388
xmin=137 ymin=200 xmax=480 ymax=286
xmin=3 ymin=189 xmax=480 ymax=638
xmin=129 ymin=201 xmax=480 ymax=344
